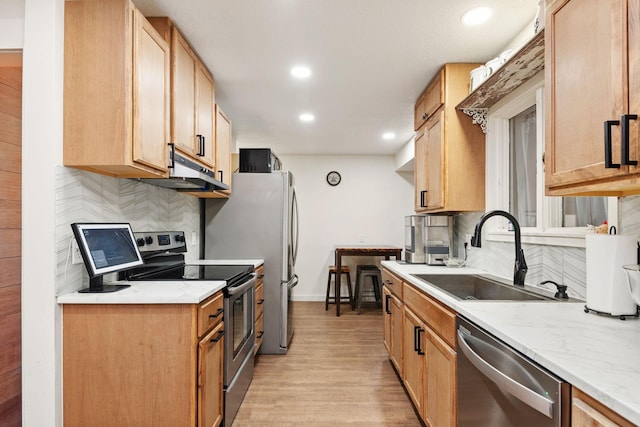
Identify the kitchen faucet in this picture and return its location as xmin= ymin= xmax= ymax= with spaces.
xmin=470 ymin=210 xmax=528 ymax=287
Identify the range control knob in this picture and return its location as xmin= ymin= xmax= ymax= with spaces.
xmin=145 ymin=236 xmax=153 ymax=245
xmin=136 ymin=238 xmax=145 ymax=247
xmin=174 ymin=234 xmax=185 ymax=243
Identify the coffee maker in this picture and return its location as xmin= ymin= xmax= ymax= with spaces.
xmin=404 ymin=215 xmax=453 ymax=265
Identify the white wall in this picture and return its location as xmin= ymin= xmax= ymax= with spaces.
xmin=0 ymin=0 xmax=24 ymax=49
xmin=22 ymin=0 xmax=64 ymax=425
xmin=279 ymin=154 xmax=413 ymax=301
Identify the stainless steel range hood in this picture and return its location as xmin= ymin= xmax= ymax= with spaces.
xmin=139 ymin=147 xmax=229 ymax=192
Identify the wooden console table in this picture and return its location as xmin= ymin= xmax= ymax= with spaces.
xmin=334 ymin=245 xmax=402 ymax=316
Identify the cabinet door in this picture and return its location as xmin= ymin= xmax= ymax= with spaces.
xmin=196 ymin=64 xmax=215 ymax=168
xmin=132 ymin=8 xmax=170 ymax=172
xmin=424 ymin=328 xmax=456 ymax=427
xmin=628 ymin=0 xmax=640 ymax=175
xmin=383 ymin=286 xmax=392 ymax=355
xmin=215 ymin=105 xmax=233 ymax=189
xmin=414 ymin=129 xmax=427 ymax=212
xmin=172 ymin=30 xmax=197 ymax=158
xmin=545 ymin=0 xmax=628 ymax=189
xmin=424 ymin=70 xmax=444 ymax=119
xmin=390 ymin=294 xmax=404 ymax=376
xmin=199 ymin=322 xmax=224 ymax=427
xmin=425 ymin=111 xmax=444 ymax=210
xmin=403 ymin=308 xmax=425 ymax=417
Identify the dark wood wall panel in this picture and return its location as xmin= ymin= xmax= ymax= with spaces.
xmin=0 ymin=65 xmax=22 ymax=427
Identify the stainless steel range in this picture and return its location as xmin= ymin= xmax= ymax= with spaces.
xmin=121 ymin=231 xmax=255 ymax=427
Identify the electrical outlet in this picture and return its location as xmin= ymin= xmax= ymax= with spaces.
xmin=71 ymin=239 xmax=83 ymax=264
xmin=464 ymin=234 xmax=473 ymax=246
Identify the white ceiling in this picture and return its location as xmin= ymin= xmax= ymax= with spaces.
xmin=134 ymin=0 xmax=538 ymax=155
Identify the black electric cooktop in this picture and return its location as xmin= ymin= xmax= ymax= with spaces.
xmin=126 ymin=263 xmax=254 ymax=287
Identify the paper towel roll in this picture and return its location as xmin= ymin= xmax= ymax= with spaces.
xmin=586 ymin=234 xmax=637 ymax=316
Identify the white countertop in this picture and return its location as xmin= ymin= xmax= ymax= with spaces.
xmin=56 ymin=280 xmax=226 ymax=304
xmin=56 ymin=259 xmax=263 ymax=304
xmin=382 ymin=260 xmax=640 ymax=425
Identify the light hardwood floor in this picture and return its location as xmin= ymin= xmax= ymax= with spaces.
xmin=232 ymin=301 xmax=422 ymax=426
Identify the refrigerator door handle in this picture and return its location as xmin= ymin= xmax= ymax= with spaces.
xmin=291 ymin=186 xmax=299 ymax=266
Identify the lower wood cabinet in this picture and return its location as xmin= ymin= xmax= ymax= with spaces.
xmin=382 ymin=267 xmax=457 ymax=427
xmin=255 ymin=264 xmax=265 ymax=354
xmin=572 ymin=387 xmax=634 ymax=427
xmin=62 ymin=291 xmax=224 ymax=427
xmin=383 ymin=285 xmax=404 ymax=376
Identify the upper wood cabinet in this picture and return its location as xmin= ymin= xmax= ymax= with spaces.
xmin=545 ymin=0 xmax=640 ymax=195
xmin=64 ymin=0 xmax=170 ymax=178
xmin=215 ymin=105 xmax=233 ymax=192
xmin=414 ymin=71 xmax=444 ymax=131
xmin=414 ymin=64 xmax=485 ymax=213
xmin=149 ymin=18 xmax=216 ymax=169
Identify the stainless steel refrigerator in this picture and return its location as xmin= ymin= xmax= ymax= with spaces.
xmin=204 ymin=171 xmax=299 ymax=354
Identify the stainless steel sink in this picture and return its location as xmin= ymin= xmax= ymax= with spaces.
xmin=412 ymin=274 xmax=555 ymax=301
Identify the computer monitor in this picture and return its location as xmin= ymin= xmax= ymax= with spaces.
xmin=70 ymin=223 xmax=144 ymax=293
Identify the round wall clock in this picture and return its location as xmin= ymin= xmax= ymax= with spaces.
xmin=326 ymin=171 xmax=341 ymax=186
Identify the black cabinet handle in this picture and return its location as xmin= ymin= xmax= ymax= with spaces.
xmin=209 ymin=308 xmax=223 ymax=318
xmin=168 ymin=142 xmax=175 ymax=169
xmin=604 ymin=120 xmax=621 ymax=168
xmin=621 ymin=114 xmax=638 ymax=166
xmin=422 ymin=113 xmax=427 ymax=120
xmin=196 ymin=135 xmax=205 ymax=156
xmin=385 ymin=294 xmax=391 ymax=314
xmin=210 ymin=330 xmax=224 ymax=343
xmin=416 ymin=328 xmax=425 ymax=355
xmin=257 ymin=299 xmax=265 ymax=305
xmin=384 ymin=279 xmax=393 ymax=286
xmin=257 ymin=331 xmax=264 ymax=338
xmin=420 ymin=190 xmax=427 ymax=207
xmin=218 ymin=170 xmax=224 ymax=183
xmin=414 ymin=326 xmax=420 ymax=352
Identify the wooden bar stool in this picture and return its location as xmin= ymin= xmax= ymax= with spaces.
xmin=354 ymin=265 xmax=382 ymax=314
xmin=325 ymin=265 xmax=353 ymax=311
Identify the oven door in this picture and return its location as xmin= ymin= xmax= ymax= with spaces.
xmin=223 ymin=274 xmax=256 ymax=385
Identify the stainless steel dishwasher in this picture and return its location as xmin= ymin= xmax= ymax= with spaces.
xmin=457 ymin=316 xmax=570 ymax=426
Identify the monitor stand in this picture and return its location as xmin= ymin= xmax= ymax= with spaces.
xmin=78 ymin=275 xmax=131 ymax=293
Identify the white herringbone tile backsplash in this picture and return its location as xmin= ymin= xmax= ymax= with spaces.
xmin=55 ymin=167 xmax=200 ymax=295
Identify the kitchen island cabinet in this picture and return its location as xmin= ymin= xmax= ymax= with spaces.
xmin=413 ymin=63 xmax=485 ymax=213
xmin=64 ymin=0 xmax=170 ymax=178
xmin=545 ymin=0 xmax=640 ymax=195
xmin=61 ymin=289 xmax=224 ymax=427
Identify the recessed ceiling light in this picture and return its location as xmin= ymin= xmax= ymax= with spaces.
xmin=461 ymin=6 xmax=493 ymax=26
xmin=299 ymin=113 xmax=315 ymax=122
xmin=382 ymin=132 xmax=396 ymax=140
xmin=291 ymin=65 xmax=311 ymax=79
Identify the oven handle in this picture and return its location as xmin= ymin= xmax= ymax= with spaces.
xmin=457 ymin=329 xmax=554 ymax=419
xmin=226 ymin=274 xmax=257 ymax=296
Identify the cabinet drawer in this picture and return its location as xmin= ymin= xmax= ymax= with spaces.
xmin=403 ymin=283 xmax=456 ymax=348
xmin=255 ymin=313 xmax=264 ymax=355
xmin=382 ymin=268 xmax=403 ymax=300
xmin=198 ymin=291 xmax=224 ymax=337
xmin=255 ymin=282 xmax=264 ymax=319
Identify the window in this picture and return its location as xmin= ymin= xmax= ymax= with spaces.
xmin=485 ymin=73 xmax=615 ymax=247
